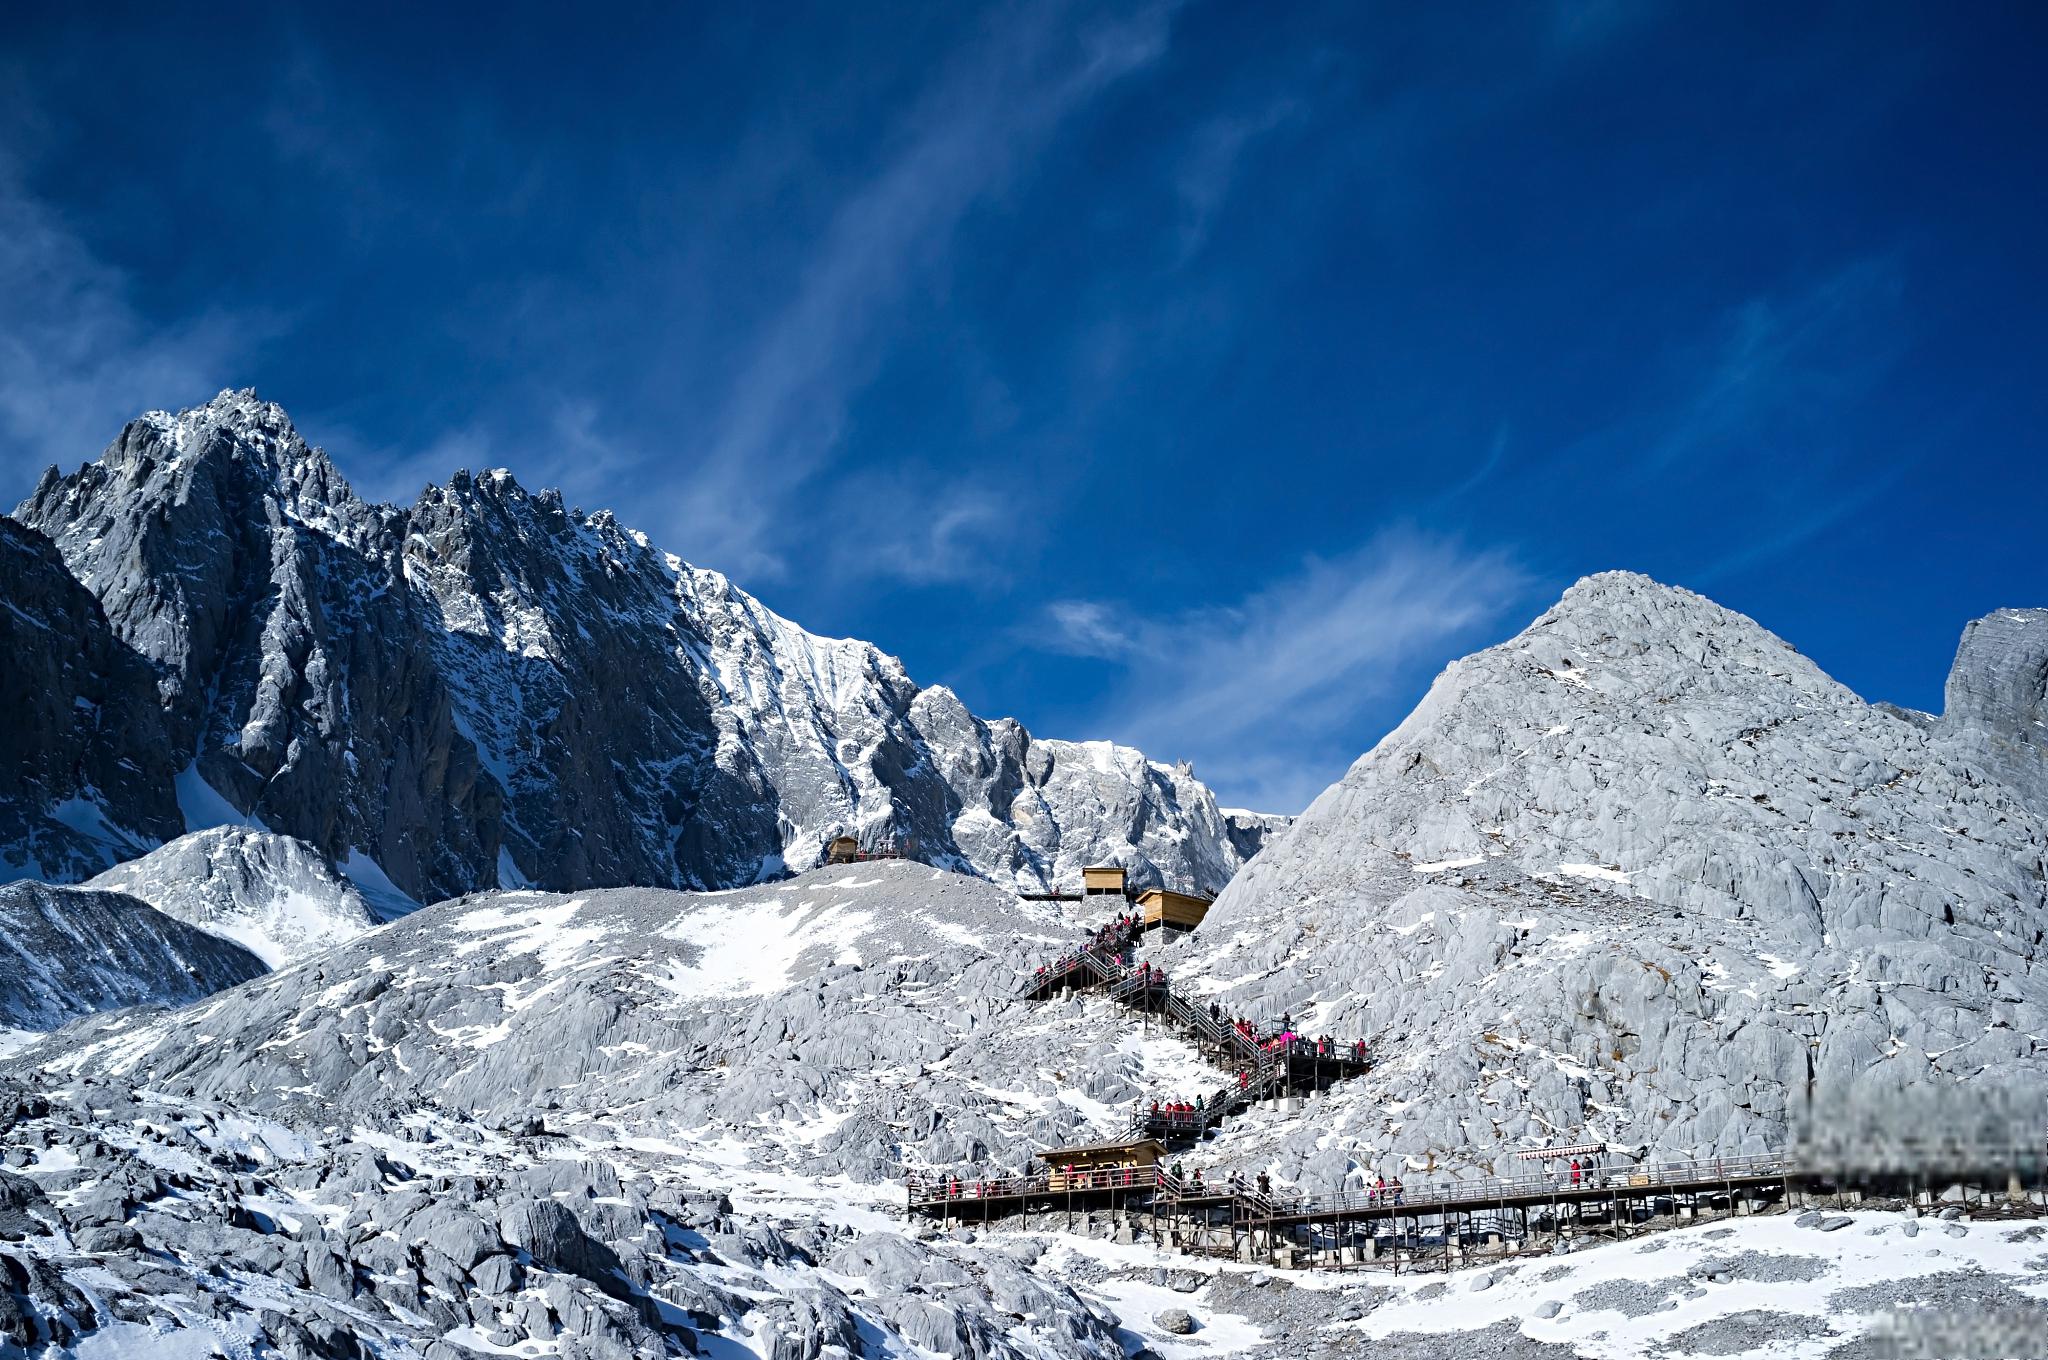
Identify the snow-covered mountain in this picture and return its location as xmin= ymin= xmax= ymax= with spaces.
xmin=26 ymin=861 xmax=1200 ymax=1180
xmin=84 ymin=828 xmax=390 ymax=967
xmin=5 ymin=573 xmax=2048 ymax=1356
xmin=1158 ymin=572 xmax=2048 ymax=1189
xmin=6 ymin=390 xmax=1266 ymax=901
xmin=0 ymin=880 xmax=266 ymax=1036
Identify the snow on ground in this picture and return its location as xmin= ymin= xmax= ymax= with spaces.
xmin=1555 ymin=862 xmax=1631 ymax=884
xmin=652 ymin=896 xmax=875 ymax=997
xmin=1118 ymin=1027 xmax=1228 ymax=1106
xmin=340 ymin=847 xmax=422 ymax=920
xmin=1084 ymin=1274 xmax=1269 ymax=1358
xmin=980 ymin=1206 xmax=2048 ymax=1359
xmin=173 ymin=763 xmax=260 ymax=833
xmin=1343 ymin=1209 xmax=2048 ymax=1358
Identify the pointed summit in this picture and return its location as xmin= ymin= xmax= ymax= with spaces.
xmin=1181 ymin=574 xmax=2048 ymax=1181
xmin=6 ymin=396 xmax=1257 ymax=903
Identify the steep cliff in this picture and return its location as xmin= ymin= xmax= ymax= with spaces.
xmin=0 ymin=517 xmax=181 ymax=881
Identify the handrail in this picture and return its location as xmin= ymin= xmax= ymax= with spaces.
xmin=1241 ymin=1152 xmax=1795 ymax=1219
xmin=906 ymin=1164 xmax=1162 ymax=1201
xmin=909 ymin=1151 xmax=1797 ymax=1218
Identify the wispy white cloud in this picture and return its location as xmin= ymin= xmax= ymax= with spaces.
xmin=658 ymin=2 xmax=1179 ymax=581
xmin=1646 ymin=253 xmax=1906 ymax=477
xmin=0 ymin=158 xmax=270 ymax=492
xmin=1172 ymin=96 xmax=1304 ymax=264
xmin=820 ymin=477 xmax=1018 ymax=588
xmin=1639 ymin=253 xmax=1911 ymax=579
xmin=1041 ymin=530 xmax=1530 ymax=811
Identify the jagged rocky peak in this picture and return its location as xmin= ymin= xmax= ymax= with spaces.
xmin=21 ymin=388 xmax=379 ymax=559
xmin=84 ymin=827 xmax=388 ymax=968
xmin=1221 ymin=807 xmax=1293 ymax=861
xmin=1170 ymin=571 xmax=2048 ymax=1187
xmin=6 ymin=392 xmax=1260 ymax=902
xmin=13 ymin=392 xmax=499 ymax=903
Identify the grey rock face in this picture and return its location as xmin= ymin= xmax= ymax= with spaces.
xmin=85 ymin=828 xmax=386 ymax=966
xmin=0 ymin=881 xmax=267 ymax=1030
xmin=1165 ymin=572 xmax=2048 ymax=1189
xmin=0 ymin=516 xmax=181 ymax=882
xmin=1222 ymin=809 xmax=1293 ymax=863
xmin=1941 ymin=608 xmax=2048 ymax=801
xmin=1943 ymin=608 xmax=2048 ymax=747
xmin=13 ymin=391 xmax=1258 ymax=901
xmin=16 ymin=393 xmax=501 ymax=900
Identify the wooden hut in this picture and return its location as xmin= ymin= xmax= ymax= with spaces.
xmin=1081 ymin=865 xmax=1129 ymax=898
xmin=826 ymin=835 xmax=861 ymax=865
xmin=1136 ymin=887 xmax=1212 ymax=933
xmin=1039 ymin=1137 xmax=1165 ymax=1191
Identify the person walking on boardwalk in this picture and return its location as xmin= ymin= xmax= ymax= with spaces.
xmin=1570 ymin=1158 xmax=1582 ymax=1185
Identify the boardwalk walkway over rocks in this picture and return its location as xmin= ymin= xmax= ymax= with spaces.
xmin=913 ymin=912 xmax=2048 ymax=1271
xmin=909 ymin=1152 xmax=1805 ymax=1270
xmin=1018 ymin=913 xmax=1368 ymax=1147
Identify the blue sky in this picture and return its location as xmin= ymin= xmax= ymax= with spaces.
xmin=2 ymin=2 xmax=2043 ymax=812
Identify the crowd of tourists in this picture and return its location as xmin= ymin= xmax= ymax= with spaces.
xmin=1032 ymin=912 xmax=1146 ymax=985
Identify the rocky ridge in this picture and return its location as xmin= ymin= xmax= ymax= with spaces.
xmin=6 ymin=390 xmax=1264 ymax=902
xmin=1158 ymin=572 xmax=2048 ymax=1191
xmin=0 ymin=881 xmax=267 ymax=1034
xmin=0 ymin=861 xmax=1230 ymax=1358
xmin=85 ymin=828 xmax=389 ymax=967
xmin=21 ymin=861 xmax=1211 ymax=1182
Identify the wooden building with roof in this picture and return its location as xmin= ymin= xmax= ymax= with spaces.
xmin=1039 ymin=1136 xmax=1166 ymax=1191
xmin=1081 ymin=865 xmax=1129 ymax=898
xmin=1136 ymin=887 xmax=1213 ymax=934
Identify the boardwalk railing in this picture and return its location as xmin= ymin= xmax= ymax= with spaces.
xmin=909 ymin=1152 xmax=1795 ymax=1220
xmin=907 ymin=1165 xmax=1161 ymax=1204
xmin=1245 ymin=1152 xmax=1794 ymax=1221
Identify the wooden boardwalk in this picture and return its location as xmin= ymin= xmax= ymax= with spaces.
xmin=909 ymin=1153 xmax=1825 ymax=1269
xmin=1017 ymin=916 xmax=1369 ymax=1149
xmin=909 ymin=912 xmax=2048 ymax=1270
